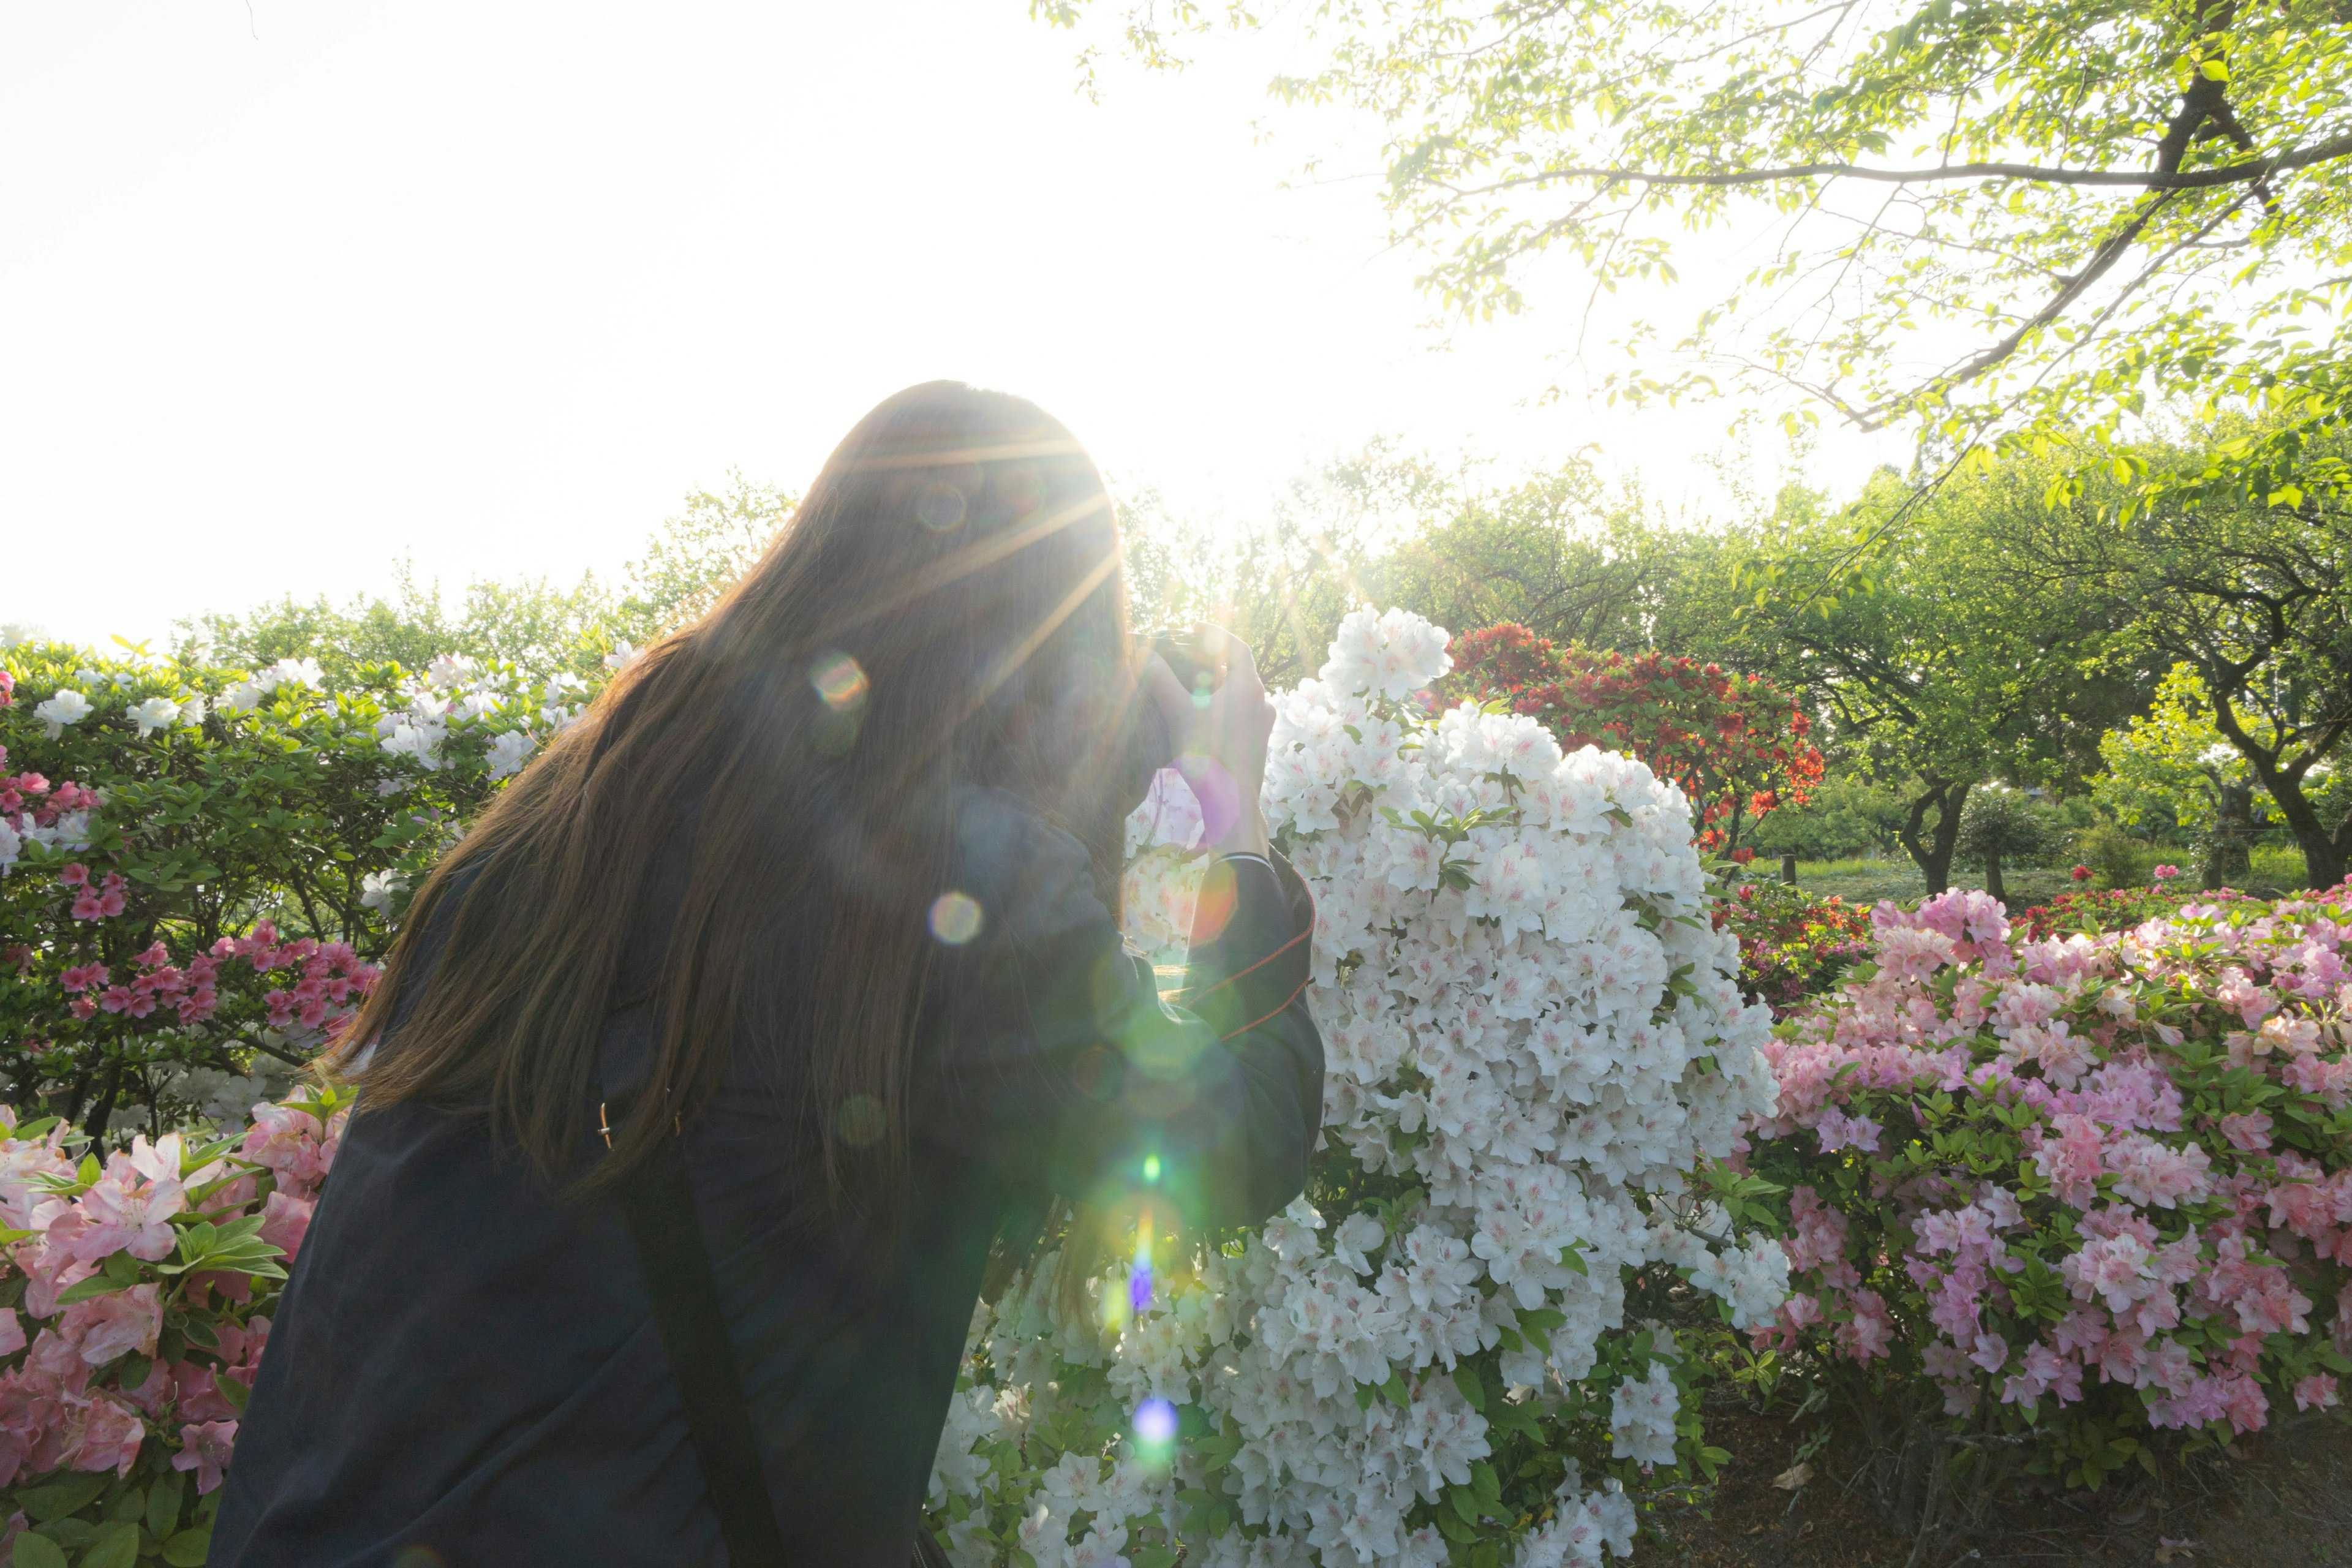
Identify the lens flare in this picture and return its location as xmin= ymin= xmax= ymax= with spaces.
xmin=915 ymin=481 xmax=967 ymax=532
xmin=809 ymin=652 xmax=869 ymax=712
xmin=1142 ymin=1154 xmax=1162 ymax=1183
xmin=834 ymin=1094 xmax=886 ymax=1147
xmin=928 ymin=891 xmax=983 ymax=944
xmin=1134 ymin=1396 xmax=1178 ymax=1447
xmin=1128 ymin=1216 xmax=1155 ymax=1313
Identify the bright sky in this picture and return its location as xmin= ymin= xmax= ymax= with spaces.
xmin=1 ymin=0 xmax=1910 ymax=650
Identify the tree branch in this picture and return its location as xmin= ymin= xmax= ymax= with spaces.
xmin=1438 ymin=132 xmax=2352 ymax=200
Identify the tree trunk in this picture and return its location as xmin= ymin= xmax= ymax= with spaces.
xmin=2204 ymin=682 xmax=2350 ymax=891
xmin=1898 ymin=778 xmax=1973 ymax=895
xmin=80 ymin=1063 xmax=121 ymax=1142
xmin=1781 ymin=852 xmax=1799 ymax=886
xmin=2201 ymin=782 xmax=2255 ymax=890
xmin=1984 ymin=848 xmax=2006 ymax=907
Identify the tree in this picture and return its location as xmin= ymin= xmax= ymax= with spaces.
xmin=1953 ymin=784 xmax=2065 ymax=905
xmin=1038 ymin=0 xmax=2352 ymax=500
xmin=2024 ymin=445 xmax=2352 ymax=888
xmin=1745 ymin=771 xmax=1913 ymax=862
xmin=2090 ymin=662 xmax=2318 ymax=888
xmin=1447 ymin=620 xmax=1826 ymax=852
xmin=1727 ymin=461 xmax=2144 ymax=892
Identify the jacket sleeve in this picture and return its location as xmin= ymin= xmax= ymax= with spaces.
xmin=933 ymin=795 xmax=1322 ymax=1237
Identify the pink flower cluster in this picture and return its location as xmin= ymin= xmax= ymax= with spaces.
xmin=1746 ymin=882 xmax=2352 ymax=1451
xmin=0 ymin=747 xmax=95 ymax=831
xmin=0 ymin=1093 xmax=342 ymax=1513
xmin=232 ymin=924 xmax=379 ymax=1032
xmin=51 ymin=920 xmax=377 ymax=1038
xmin=0 ymin=746 xmax=99 ymax=884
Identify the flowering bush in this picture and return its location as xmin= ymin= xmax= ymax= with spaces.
xmin=2012 ymin=884 xmax=2236 ymax=941
xmin=1717 ymin=883 xmax=1873 ymax=1016
xmin=1444 ymin=624 xmax=1824 ymax=854
xmin=0 ymin=1083 xmax=351 ymax=1566
xmin=927 ymin=609 xmax=1789 ymax=1568
xmin=1742 ymin=882 xmax=2352 ymax=1526
xmin=1 ymin=643 xmax=605 ymax=1134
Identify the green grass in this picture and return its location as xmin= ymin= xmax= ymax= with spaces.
xmin=1775 ymin=846 xmax=2312 ymax=910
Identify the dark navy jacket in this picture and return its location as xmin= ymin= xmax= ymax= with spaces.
xmin=211 ymin=786 xmax=1321 ymax=1566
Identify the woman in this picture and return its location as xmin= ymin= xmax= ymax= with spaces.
xmin=212 ymin=383 xmax=1324 ymax=1566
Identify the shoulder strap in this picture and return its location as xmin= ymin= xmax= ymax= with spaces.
xmin=609 ymin=1102 xmax=793 ymax=1567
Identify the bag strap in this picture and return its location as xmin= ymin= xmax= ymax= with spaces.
xmin=603 ymin=1096 xmax=793 ymax=1567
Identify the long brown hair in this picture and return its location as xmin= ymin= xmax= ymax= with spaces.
xmin=344 ymin=382 xmax=1142 ymax=1206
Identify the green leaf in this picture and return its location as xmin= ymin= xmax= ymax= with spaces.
xmin=17 ymin=1474 xmax=107 ymax=1522
xmin=161 ymin=1523 xmax=214 ymax=1568
xmin=216 ymin=1373 xmax=252 ymax=1414
xmin=1451 ymin=1363 xmax=1486 ymax=1412
xmin=146 ymin=1470 xmax=186 ymax=1539
xmin=81 ymin=1521 xmax=139 ymax=1568
xmin=54 ymin=1275 xmax=133 ymax=1306
xmin=1132 ymin=1550 xmax=1179 ymax=1568
xmin=9 ymin=1531 xmax=67 ymax=1568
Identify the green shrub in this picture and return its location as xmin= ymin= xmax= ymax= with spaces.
xmin=2075 ymin=824 xmax=2157 ymax=891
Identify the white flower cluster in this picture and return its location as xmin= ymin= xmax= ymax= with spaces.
xmin=221 ymin=657 xmax=325 ymax=714
xmin=0 ymin=808 xmax=92 ymax=877
xmin=931 ymin=609 xmax=1785 ymax=1568
xmin=374 ymin=657 xmax=581 ymax=777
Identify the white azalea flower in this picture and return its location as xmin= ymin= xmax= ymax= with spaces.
xmin=34 ymin=689 xmax=92 ymax=739
xmin=935 ymin=608 xmax=1780 ymax=1565
xmin=484 ymin=729 xmax=536 ymax=780
xmin=270 ymin=657 xmax=325 ymax=690
xmin=125 ymin=696 xmax=181 ymax=737
xmin=360 ymin=869 xmax=407 ymax=913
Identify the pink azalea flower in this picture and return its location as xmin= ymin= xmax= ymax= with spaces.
xmin=1813 ymin=1106 xmax=1881 ymax=1153
xmin=2031 ymin=1114 xmax=2105 ymax=1208
xmin=168 ymin=1363 xmax=239 ymax=1424
xmin=59 ymin=1284 xmax=160 ymax=1366
xmin=242 ymin=1103 xmax=334 ymax=1193
xmin=70 ymin=1171 xmax=186 ymax=1262
xmin=172 ymin=1419 xmax=238 ymax=1494
xmin=1834 ymin=1289 xmax=1893 ymax=1363
xmin=258 ymin=1190 xmax=314 ymax=1262
xmin=2219 ymin=1111 xmax=2273 ymax=1152
xmin=2293 ymin=1373 xmax=2340 ymax=1412
xmin=67 ymin=1393 xmax=145 ymax=1476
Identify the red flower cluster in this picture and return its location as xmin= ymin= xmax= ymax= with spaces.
xmin=1446 ymin=623 xmax=1825 ymax=850
xmin=1721 ymin=881 xmax=1875 ymax=1013
xmin=2013 ymin=886 xmax=2239 ymax=941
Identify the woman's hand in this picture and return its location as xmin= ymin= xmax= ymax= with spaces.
xmin=1142 ymin=625 xmax=1273 ymax=858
